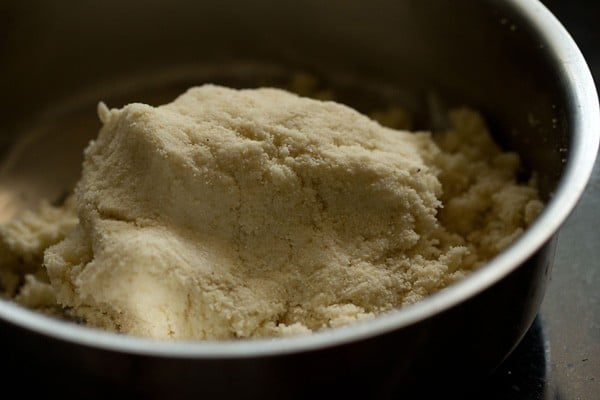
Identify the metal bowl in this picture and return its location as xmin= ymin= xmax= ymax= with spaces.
xmin=0 ymin=0 xmax=598 ymax=398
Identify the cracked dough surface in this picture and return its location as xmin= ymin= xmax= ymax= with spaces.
xmin=0 ymin=85 xmax=543 ymax=339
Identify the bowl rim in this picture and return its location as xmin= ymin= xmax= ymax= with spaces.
xmin=0 ymin=0 xmax=598 ymax=358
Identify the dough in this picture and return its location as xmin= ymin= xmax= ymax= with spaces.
xmin=0 ymin=197 xmax=77 ymax=316
xmin=0 ymin=85 xmax=543 ymax=340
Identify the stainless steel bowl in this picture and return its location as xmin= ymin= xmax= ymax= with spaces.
xmin=0 ymin=0 xmax=598 ymax=398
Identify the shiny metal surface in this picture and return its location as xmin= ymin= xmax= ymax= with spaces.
xmin=0 ymin=0 xmax=598 ymax=398
xmin=539 ymin=2 xmax=600 ymax=398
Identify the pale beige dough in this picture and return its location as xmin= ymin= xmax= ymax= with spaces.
xmin=0 ymin=85 xmax=543 ymax=339
xmin=0 ymin=197 xmax=77 ymax=315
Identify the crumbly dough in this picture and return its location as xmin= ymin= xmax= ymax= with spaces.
xmin=0 ymin=85 xmax=543 ymax=340
xmin=0 ymin=197 xmax=77 ymax=315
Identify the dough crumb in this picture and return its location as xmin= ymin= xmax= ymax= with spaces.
xmin=0 ymin=85 xmax=543 ymax=340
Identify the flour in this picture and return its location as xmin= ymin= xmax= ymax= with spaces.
xmin=0 ymin=85 xmax=543 ymax=339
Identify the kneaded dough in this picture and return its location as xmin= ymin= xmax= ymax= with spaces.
xmin=1 ymin=85 xmax=543 ymax=340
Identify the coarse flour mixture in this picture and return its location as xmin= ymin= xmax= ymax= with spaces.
xmin=0 ymin=85 xmax=543 ymax=339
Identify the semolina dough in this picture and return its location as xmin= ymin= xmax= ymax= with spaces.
xmin=0 ymin=85 xmax=543 ymax=340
